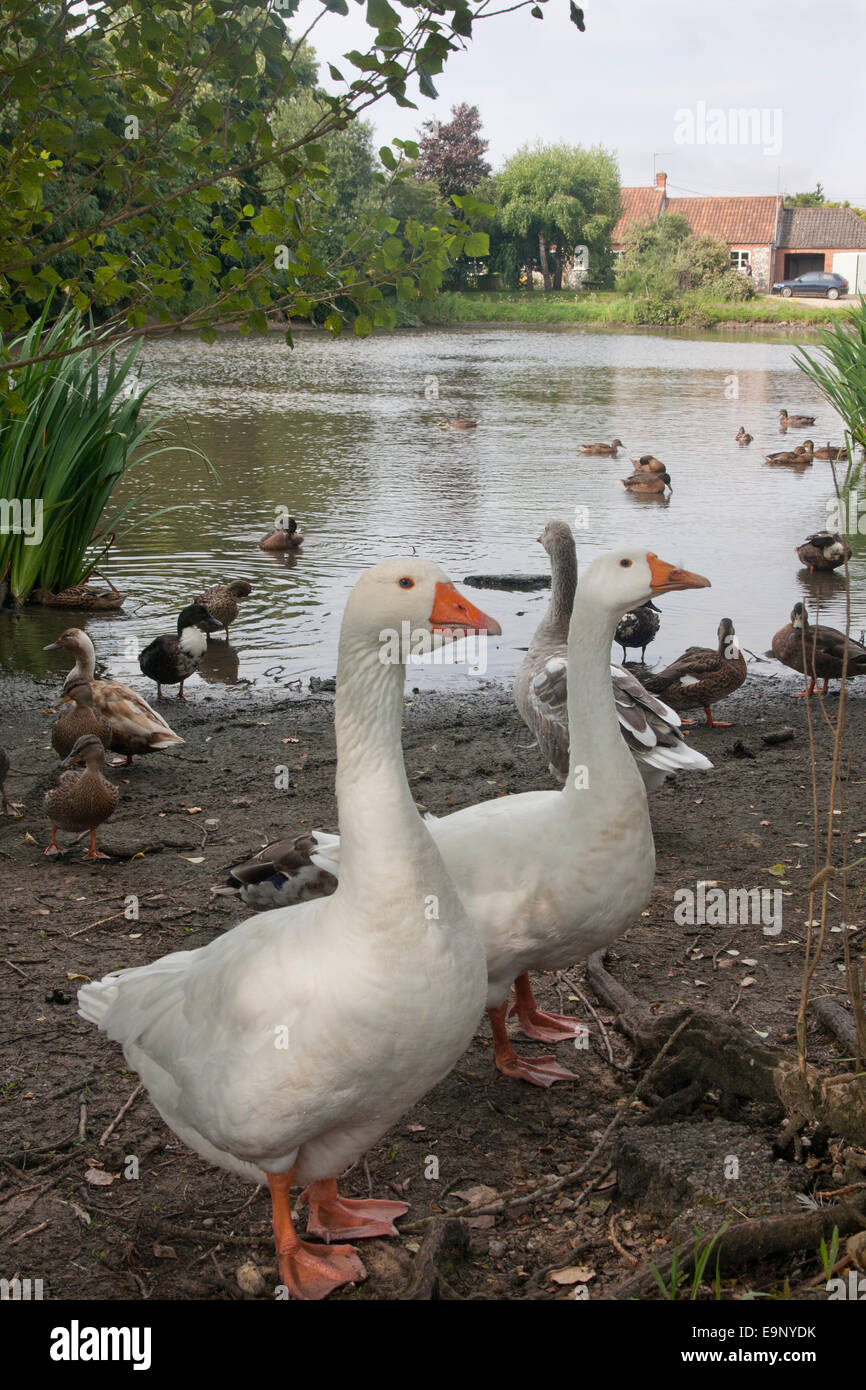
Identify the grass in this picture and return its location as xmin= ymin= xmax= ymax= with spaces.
xmin=415 ymin=289 xmax=842 ymax=330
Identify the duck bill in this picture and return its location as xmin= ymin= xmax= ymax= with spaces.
xmin=430 ymin=582 xmax=502 ymax=636
xmin=648 ymin=554 xmax=711 ymax=595
xmin=43 ymin=640 xmax=60 ymax=651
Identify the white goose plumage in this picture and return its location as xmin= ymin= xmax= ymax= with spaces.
xmin=250 ymin=546 xmax=712 ymax=1088
xmin=78 ymin=559 xmax=496 ymax=1300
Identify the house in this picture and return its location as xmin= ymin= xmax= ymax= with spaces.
xmin=774 ymin=207 xmax=866 ymax=291
xmin=610 ymin=173 xmax=866 ymax=293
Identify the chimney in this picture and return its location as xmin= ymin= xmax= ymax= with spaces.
xmin=655 ymin=171 xmax=667 ymax=191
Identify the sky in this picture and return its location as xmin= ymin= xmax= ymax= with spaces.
xmin=294 ymin=0 xmax=865 ymax=203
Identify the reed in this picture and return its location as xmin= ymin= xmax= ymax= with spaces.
xmin=0 ymin=305 xmax=205 ymax=604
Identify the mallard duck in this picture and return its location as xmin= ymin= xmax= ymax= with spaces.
xmin=796 ymin=531 xmax=852 ymax=573
xmin=772 ymin=602 xmax=866 ymax=696
xmin=0 ymin=745 xmax=13 ymax=815
xmin=438 ymin=417 xmax=478 ymax=430
xmin=51 ymin=677 xmax=114 ymax=761
xmin=44 ymin=628 xmax=184 ymax=766
xmin=780 ymin=409 xmax=816 ymax=428
xmin=630 ymin=455 xmax=667 ymax=473
xmin=813 ymin=444 xmax=849 ymax=461
xmin=615 ymin=599 xmax=661 ymax=662
xmin=246 ymin=546 xmax=710 ymax=1088
xmin=78 ymin=558 xmax=497 ymax=1300
xmin=194 ymin=580 xmax=252 ymax=639
xmin=622 ymin=469 xmax=672 ymax=494
xmin=643 ymin=618 xmax=746 ymax=727
xmin=765 ymin=440 xmax=814 ymax=465
xmin=44 ymin=733 xmax=118 ymax=860
xmin=259 ymin=516 xmax=304 ymax=551
xmin=580 ymin=438 xmax=623 ymax=457
xmin=736 ymin=427 xmax=753 ymax=445
xmin=216 ymin=831 xmax=340 ymax=912
xmin=138 ymin=603 xmax=224 ymax=699
xmin=515 ymin=523 xmax=710 ymax=795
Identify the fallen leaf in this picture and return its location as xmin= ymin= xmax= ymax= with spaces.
xmin=85 ymin=1169 xmax=116 ymax=1186
xmin=185 ymin=807 xmax=203 ymax=815
xmin=153 ymin=1243 xmax=178 ymax=1260
xmin=454 ymin=1184 xmax=498 ymax=1208
xmin=467 ymin=1214 xmax=496 ymax=1230
xmin=236 ymin=1261 xmax=266 ymax=1295
xmin=181 ymin=857 xmax=205 ymax=864
xmin=550 ymin=1264 xmax=595 ymax=1285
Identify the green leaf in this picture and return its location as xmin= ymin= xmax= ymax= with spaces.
xmin=463 ymin=233 xmax=489 ymax=257
xmin=569 ymin=2 xmax=586 ymax=31
xmin=353 ymin=313 xmax=373 ymax=338
xmin=366 ymin=0 xmax=400 ymax=30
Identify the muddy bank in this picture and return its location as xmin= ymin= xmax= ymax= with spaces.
xmin=0 ymin=671 xmax=863 ymax=1301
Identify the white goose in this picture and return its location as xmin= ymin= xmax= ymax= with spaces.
xmin=515 ymin=521 xmax=712 ymax=791
xmin=242 ymin=548 xmax=711 ymax=1087
xmin=44 ymin=628 xmax=183 ymax=766
xmin=77 ymin=559 xmax=497 ymax=1301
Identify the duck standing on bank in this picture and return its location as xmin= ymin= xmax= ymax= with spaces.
xmin=0 ymin=745 xmax=14 ymax=815
xmin=195 ymin=580 xmax=252 ymax=640
xmin=260 ymin=516 xmax=304 ymax=551
xmin=615 ymin=600 xmax=661 ymax=662
xmin=51 ymin=677 xmax=114 ymax=761
xmin=44 ymin=628 xmax=184 ymax=766
xmin=44 ymin=733 xmax=118 ymax=860
xmin=78 ymin=559 xmax=499 ymax=1300
xmin=772 ymin=602 xmax=866 ymax=696
xmin=138 ymin=603 xmax=224 ymax=699
xmin=796 ymin=532 xmax=852 ymax=573
xmin=643 ymin=618 xmax=747 ymax=727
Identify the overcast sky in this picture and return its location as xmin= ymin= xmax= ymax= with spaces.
xmin=294 ymin=0 xmax=865 ymax=203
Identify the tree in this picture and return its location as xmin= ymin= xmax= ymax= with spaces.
xmin=494 ymin=143 xmax=620 ymax=290
xmin=615 ymin=213 xmax=753 ymax=302
xmin=417 ymin=103 xmax=490 ymax=198
xmin=0 ymin=0 xmax=587 ymax=378
xmin=785 ymin=184 xmax=825 ymax=207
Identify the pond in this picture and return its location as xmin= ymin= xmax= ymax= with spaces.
xmin=3 ymin=324 xmax=860 ymax=696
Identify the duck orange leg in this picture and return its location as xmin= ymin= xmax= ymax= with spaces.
xmin=44 ymin=826 xmax=62 ymax=856
xmin=509 ymin=972 xmax=583 ymax=1043
xmin=702 ymin=706 xmax=732 ymax=728
xmin=83 ymin=828 xmax=109 ymax=861
xmin=794 ymin=678 xmax=817 ymax=698
xmin=489 ymin=1000 xmax=577 ymax=1087
xmin=267 ymin=1170 xmax=365 ymax=1300
xmin=300 ymin=1177 xmax=408 ymax=1242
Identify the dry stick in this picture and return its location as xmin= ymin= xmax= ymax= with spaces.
xmin=401 ymin=1014 xmax=693 ymax=1234
xmin=69 ymin=911 xmax=126 ymax=939
xmin=561 ymin=970 xmax=615 ymax=1064
xmin=9 ymin=1220 xmax=49 ymax=1246
xmin=98 ymin=1084 xmax=143 ymax=1149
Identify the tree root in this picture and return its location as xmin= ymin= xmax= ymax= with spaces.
xmin=608 ymin=1191 xmax=866 ymax=1300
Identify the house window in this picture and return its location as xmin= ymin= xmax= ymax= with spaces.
xmin=730 ymin=250 xmax=750 ymax=268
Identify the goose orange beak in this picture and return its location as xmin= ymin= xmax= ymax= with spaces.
xmin=648 ymin=553 xmax=711 ymax=594
xmin=430 ymin=582 xmax=502 ymax=635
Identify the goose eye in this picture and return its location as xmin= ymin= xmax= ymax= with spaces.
xmin=620 ymin=559 xmax=632 ymax=568
xmin=398 ymin=577 xmax=414 ymax=589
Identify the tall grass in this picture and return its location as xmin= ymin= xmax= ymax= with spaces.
xmin=794 ymin=295 xmax=866 ymax=490
xmin=415 ymin=289 xmax=841 ymax=330
xmin=0 ymin=305 xmax=206 ymax=604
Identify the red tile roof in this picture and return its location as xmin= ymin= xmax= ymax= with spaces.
xmin=665 ymin=196 xmax=781 ymax=245
xmin=612 ymin=186 xmax=665 ymax=247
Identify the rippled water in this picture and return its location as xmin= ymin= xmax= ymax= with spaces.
xmin=3 ymin=325 xmax=861 ymax=697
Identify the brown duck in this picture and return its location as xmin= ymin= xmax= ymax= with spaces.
xmin=736 ymin=426 xmax=753 ymax=444
xmin=772 ymin=602 xmax=866 ymax=696
xmin=643 ymin=618 xmax=746 ymax=727
xmin=52 ymin=677 xmax=114 ymax=761
xmin=765 ymin=440 xmax=814 ymax=465
xmin=580 ymin=438 xmax=623 ymax=457
xmin=438 ymin=417 xmax=478 ymax=430
xmin=630 ymin=455 xmax=667 ymax=473
xmin=259 ymin=516 xmax=304 ymax=551
xmin=796 ymin=532 xmax=851 ymax=573
xmin=44 ymin=733 xmax=118 ymax=860
xmin=813 ymin=444 xmax=849 ymax=461
xmin=622 ymin=469 xmax=672 ymax=495
xmin=779 ymin=409 xmax=816 ymax=429
xmin=195 ymin=580 xmax=252 ymax=639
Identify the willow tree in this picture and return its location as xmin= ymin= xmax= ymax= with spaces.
xmin=495 ymin=142 xmax=619 ymax=290
xmin=0 ymin=0 xmax=586 ymax=386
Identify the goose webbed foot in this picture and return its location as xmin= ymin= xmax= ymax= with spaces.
xmin=489 ymin=1001 xmax=577 ymax=1088
xmin=268 ymin=1171 xmax=365 ymax=1300
xmin=300 ymin=1178 xmax=408 ymax=1241
xmin=509 ymin=972 xmax=583 ymax=1042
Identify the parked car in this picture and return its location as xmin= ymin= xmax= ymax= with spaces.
xmin=772 ymin=271 xmax=849 ymax=299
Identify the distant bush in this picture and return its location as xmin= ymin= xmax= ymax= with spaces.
xmin=616 ymin=214 xmax=755 ymax=303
